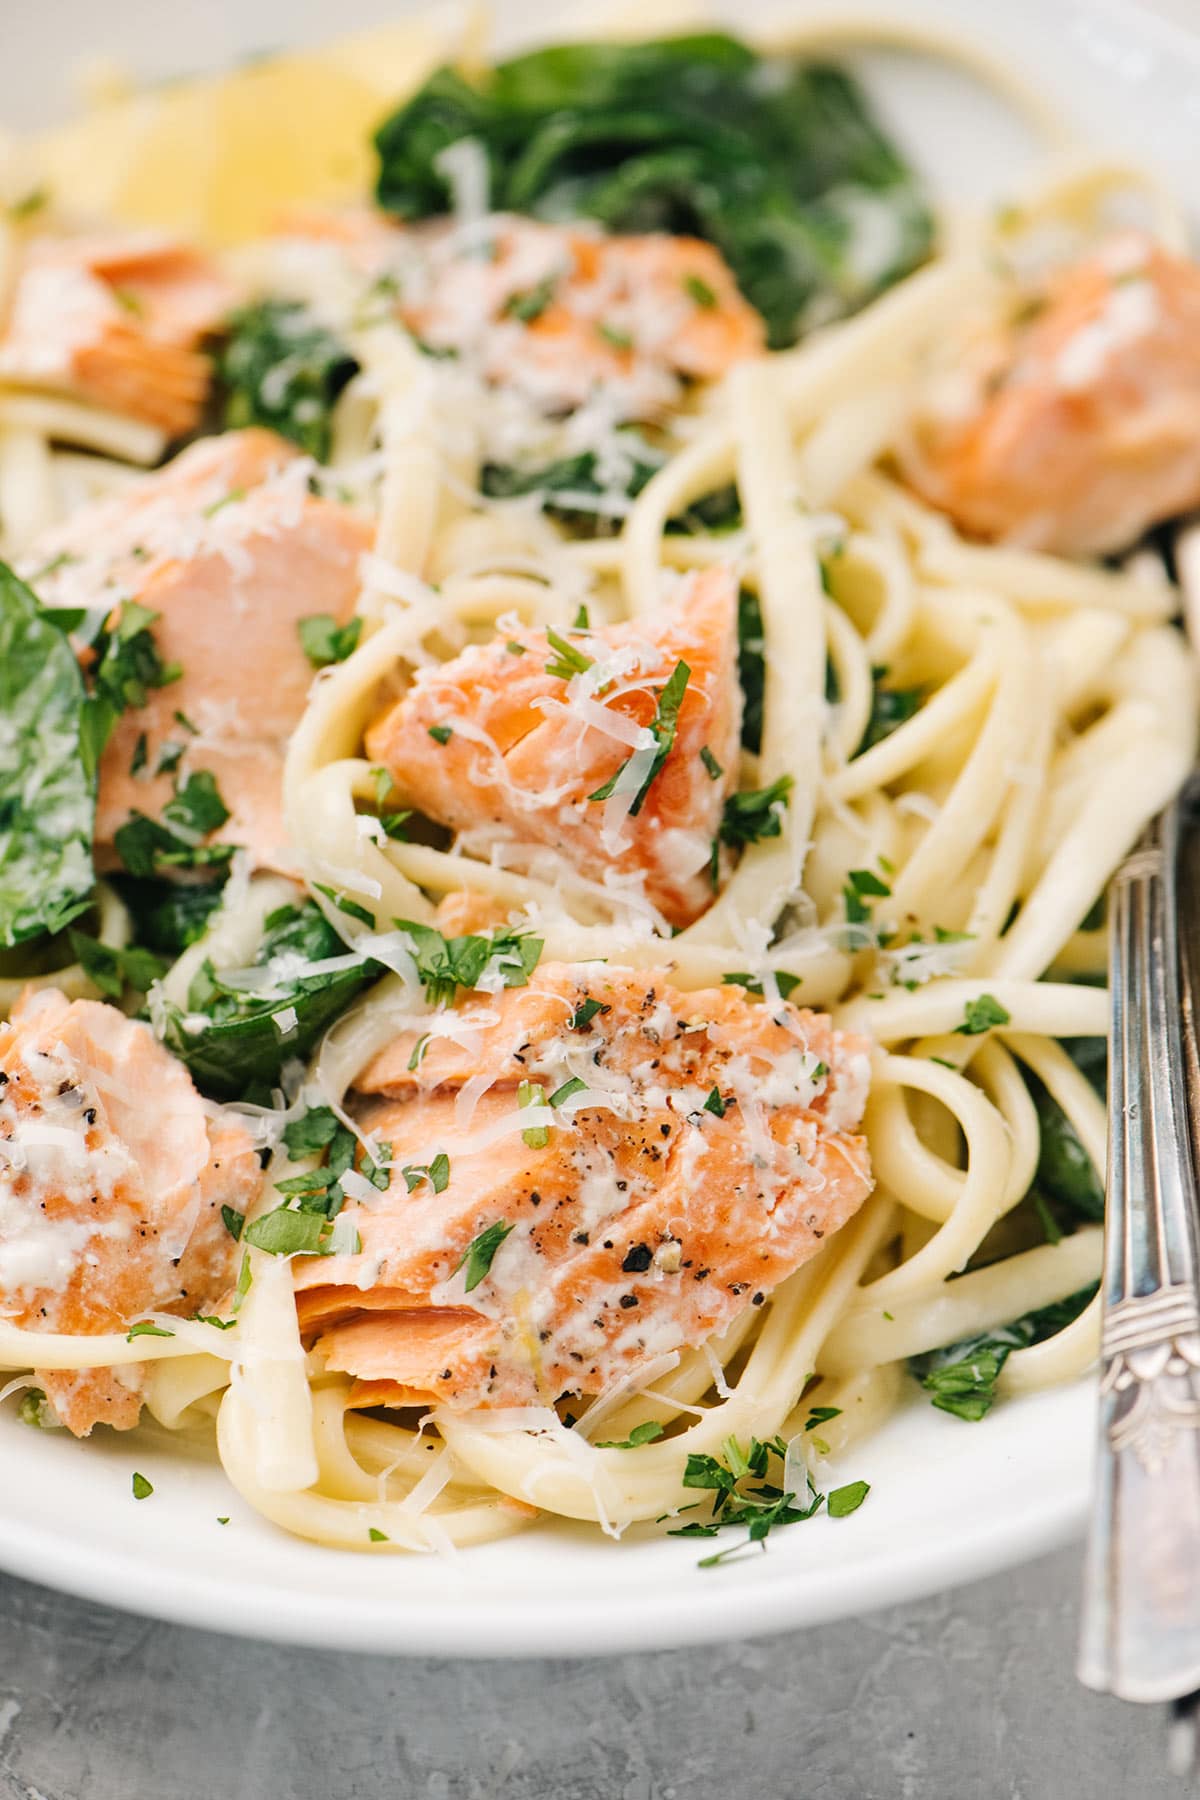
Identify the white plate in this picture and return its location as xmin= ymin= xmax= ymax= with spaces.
xmin=1 ymin=0 xmax=1195 ymax=1655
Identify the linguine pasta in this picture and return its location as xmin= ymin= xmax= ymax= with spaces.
xmin=0 ymin=12 xmax=1194 ymax=1560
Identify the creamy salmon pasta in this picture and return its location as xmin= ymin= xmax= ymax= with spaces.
xmin=0 ymin=15 xmax=1194 ymax=1564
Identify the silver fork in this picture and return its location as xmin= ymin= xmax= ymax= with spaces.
xmin=1077 ymin=525 xmax=1200 ymax=1763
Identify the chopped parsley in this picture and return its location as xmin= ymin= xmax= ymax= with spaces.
xmin=544 ymin=628 xmax=593 ymax=680
xmin=684 ymin=273 xmax=718 ymax=308
xmin=506 ymin=640 xmax=527 ymax=656
xmin=456 ymin=1219 xmax=515 ymax=1292
xmin=243 ymin=1207 xmax=359 ymax=1258
xmin=699 ymin=745 xmax=724 ymax=781
xmin=114 ymin=770 xmax=234 ymax=878
xmin=955 ymin=994 xmax=1011 ymax=1036
xmin=81 ymin=598 xmax=181 ymax=780
xmin=672 ymin=1434 xmax=835 ymax=1567
xmin=843 ymin=866 xmax=891 ymax=927
xmin=298 ymin=613 xmax=362 ymax=668
xmin=597 ymin=322 xmax=633 ymax=351
xmin=131 ymin=1472 xmax=154 ymax=1500
xmin=395 ymin=918 xmax=542 ymax=1007
xmin=368 ymin=1528 xmax=390 ymax=1543
xmin=569 ymin=996 xmax=610 ymax=1031
xmin=428 ymin=723 xmax=454 ymax=746
xmin=221 ymin=1205 xmax=245 ymax=1241
xmin=125 ymin=1321 xmax=174 ymax=1342
xmin=596 ymin=1420 xmax=664 ymax=1450
xmin=702 ymin=1085 xmax=726 ymax=1117
xmin=503 ymin=276 xmax=558 ymax=322
xmin=589 ymin=659 xmax=690 ymax=815
xmin=719 ymin=775 xmax=792 ymax=851
xmin=721 ymin=971 xmax=802 ymax=1000
xmin=827 ymin=1480 xmax=870 ymax=1518
xmin=401 ymin=1152 xmax=450 ymax=1194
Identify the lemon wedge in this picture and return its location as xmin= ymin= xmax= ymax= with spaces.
xmin=34 ymin=15 xmax=470 ymax=244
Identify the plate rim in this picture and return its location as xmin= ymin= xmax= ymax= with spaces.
xmin=0 ymin=0 xmax=1194 ymax=1655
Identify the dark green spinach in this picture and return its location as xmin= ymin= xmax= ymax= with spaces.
xmin=158 ymin=900 xmax=379 ymax=1100
xmin=219 ymin=300 xmax=359 ymax=462
xmin=374 ymin=36 xmax=933 ymax=348
xmin=0 ymin=562 xmax=95 ymax=947
xmin=910 ymin=1285 xmax=1098 ymax=1422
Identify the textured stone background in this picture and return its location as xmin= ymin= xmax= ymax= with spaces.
xmin=0 ymin=1545 xmax=1190 ymax=1799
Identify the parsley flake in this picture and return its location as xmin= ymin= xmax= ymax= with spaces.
xmin=955 ymin=994 xmax=1011 ymax=1036
xmin=456 ymin=1219 xmax=515 ymax=1292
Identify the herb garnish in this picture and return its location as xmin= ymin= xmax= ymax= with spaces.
xmin=114 ymin=771 xmax=235 ymax=879
xmin=719 ymin=775 xmax=792 ymax=850
xmin=596 ymin=1420 xmax=664 ymax=1449
xmin=131 ymin=1472 xmax=154 ymax=1500
xmin=395 ymin=919 xmax=543 ymax=1007
xmin=722 ymin=971 xmax=802 ymax=1000
xmin=955 ymin=994 xmax=1011 ymax=1036
xmin=569 ymin=997 xmax=610 ymax=1031
xmin=298 ymin=613 xmax=362 ymax=668
xmin=544 ymin=628 xmax=594 ymax=680
xmin=589 ymin=659 xmax=690 ymax=815
xmin=456 ymin=1219 xmax=515 ymax=1292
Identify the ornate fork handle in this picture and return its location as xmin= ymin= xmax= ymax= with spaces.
xmin=1079 ymin=779 xmax=1200 ymax=1703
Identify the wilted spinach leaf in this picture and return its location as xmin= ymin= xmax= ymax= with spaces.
xmin=157 ymin=900 xmax=379 ymax=1100
xmin=374 ymin=36 xmax=933 ymax=348
xmin=219 ymin=300 xmax=359 ymax=462
xmin=0 ymin=562 xmax=95 ymax=947
xmin=910 ymin=1285 xmax=1097 ymax=1422
xmin=110 ymin=874 xmax=228 ymax=957
xmin=737 ymin=587 xmax=764 ymax=755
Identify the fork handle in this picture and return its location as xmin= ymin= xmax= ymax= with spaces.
xmin=1078 ymin=781 xmax=1200 ymax=1703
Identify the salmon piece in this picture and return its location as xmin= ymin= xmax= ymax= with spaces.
xmin=0 ymin=231 xmax=233 ymax=437
xmin=294 ymin=963 xmax=873 ymax=1410
xmin=280 ymin=211 xmax=764 ymax=419
xmin=0 ymin=988 xmax=259 ymax=1435
xmin=906 ymin=232 xmax=1200 ymax=556
xmin=365 ymin=566 xmax=740 ymax=928
xmin=21 ymin=428 xmax=373 ymax=870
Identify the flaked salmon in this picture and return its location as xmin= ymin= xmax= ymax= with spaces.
xmin=366 ymin=566 xmax=741 ymax=929
xmin=23 ymin=428 xmax=372 ymax=871
xmin=293 ymin=963 xmax=873 ymax=1411
xmin=280 ymin=210 xmax=764 ymax=420
xmin=0 ymin=989 xmax=259 ymax=1434
xmin=906 ymin=232 xmax=1200 ymax=556
xmin=0 ymin=231 xmax=233 ymax=437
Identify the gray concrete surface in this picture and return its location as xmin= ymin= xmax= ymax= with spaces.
xmin=0 ymin=1544 xmax=1190 ymax=1800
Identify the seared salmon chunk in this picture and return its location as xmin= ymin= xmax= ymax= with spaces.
xmin=22 ymin=427 xmax=372 ymax=871
xmin=0 ymin=231 xmax=233 ymax=437
xmin=0 ymin=990 xmax=260 ymax=1434
xmin=906 ymin=232 xmax=1200 ymax=556
xmin=294 ymin=964 xmax=873 ymax=1411
xmin=366 ymin=566 xmax=741 ymax=928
